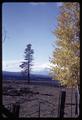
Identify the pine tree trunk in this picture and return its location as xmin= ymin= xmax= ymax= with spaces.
xmin=28 ymin=63 xmax=30 ymax=84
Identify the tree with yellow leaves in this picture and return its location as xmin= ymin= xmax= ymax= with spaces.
xmin=50 ymin=2 xmax=80 ymax=88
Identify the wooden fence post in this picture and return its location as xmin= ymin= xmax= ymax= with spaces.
xmin=11 ymin=102 xmax=20 ymax=118
xmin=58 ymin=90 xmax=61 ymax=117
xmin=75 ymin=91 xmax=78 ymax=115
xmin=38 ymin=101 xmax=40 ymax=118
xmin=59 ymin=90 xmax=66 ymax=118
xmin=75 ymin=86 xmax=80 ymax=116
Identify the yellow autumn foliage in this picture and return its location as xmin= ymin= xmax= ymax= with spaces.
xmin=50 ymin=3 xmax=80 ymax=87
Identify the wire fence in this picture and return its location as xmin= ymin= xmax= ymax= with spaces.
xmin=3 ymin=86 xmax=80 ymax=118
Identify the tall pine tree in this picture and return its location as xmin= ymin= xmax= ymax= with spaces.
xmin=50 ymin=3 xmax=80 ymax=87
xmin=20 ymin=44 xmax=34 ymax=83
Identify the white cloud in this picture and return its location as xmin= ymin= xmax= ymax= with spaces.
xmin=56 ymin=2 xmax=63 ymax=7
xmin=28 ymin=2 xmax=46 ymax=6
xmin=32 ymin=63 xmax=51 ymax=71
xmin=2 ymin=60 xmax=52 ymax=72
xmin=2 ymin=60 xmax=23 ymax=72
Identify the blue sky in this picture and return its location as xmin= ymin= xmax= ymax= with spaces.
xmin=2 ymin=2 xmax=62 ymax=72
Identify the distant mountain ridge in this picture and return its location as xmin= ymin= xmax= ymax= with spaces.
xmin=3 ymin=71 xmax=50 ymax=77
xmin=2 ymin=71 xmax=52 ymax=81
xmin=2 ymin=71 xmax=60 ymax=86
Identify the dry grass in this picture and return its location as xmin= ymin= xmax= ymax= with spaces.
xmin=2 ymin=80 xmax=79 ymax=118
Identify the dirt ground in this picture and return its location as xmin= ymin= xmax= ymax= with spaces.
xmin=2 ymin=80 xmax=79 ymax=118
